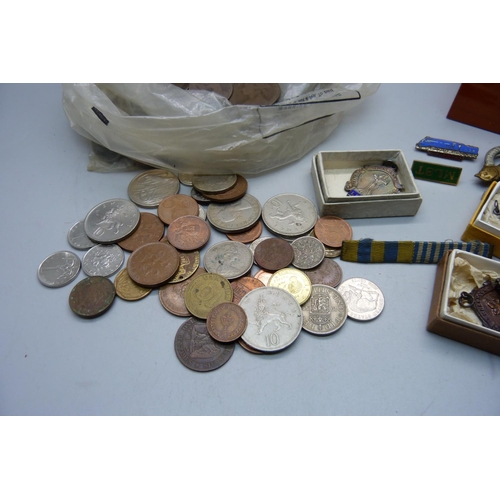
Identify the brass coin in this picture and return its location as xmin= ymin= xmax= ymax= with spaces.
xmin=303 ymin=258 xmax=343 ymax=288
xmin=184 ymin=273 xmax=233 ymax=319
xmin=267 ymin=268 xmax=312 ymax=305
xmin=231 ymin=276 xmax=265 ymax=304
xmin=314 ymin=216 xmax=353 ymax=248
xmin=69 ymin=276 xmax=115 ymax=318
xmin=188 ymin=83 xmax=233 ymax=99
xmin=127 ymin=242 xmax=180 ymax=287
xmin=206 ymin=302 xmax=248 ymax=342
xmin=253 ymin=269 xmax=273 ymax=286
xmin=166 ymin=215 xmax=211 ymax=251
xmin=114 ymin=268 xmax=152 ymax=301
xmin=197 ymin=175 xmax=248 ymax=203
xmin=157 ymin=194 xmax=199 ymax=225
xmin=167 ymin=250 xmax=200 ymax=283
xmin=118 ymin=212 xmax=165 ymax=252
xmin=253 ymin=237 xmax=294 ymax=271
xmin=226 ymin=220 xmax=262 ymax=244
xmin=229 ymin=83 xmax=281 ymax=106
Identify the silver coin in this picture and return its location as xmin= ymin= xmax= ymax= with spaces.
xmin=128 ymin=169 xmax=180 ymax=208
xmin=192 ymin=174 xmax=237 ymax=193
xmin=291 ymin=236 xmax=325 ymax=269
xmin=239 ymin=287 xmax=303 ymax=352
xmin=337 ymin=278 xmax=384 ymax=321
xmin=198 ymin=205 xmax=207 ymax=220
xmin=38 ymin=251 xmax=81 ymax=288
xmin=190 ymin=188 xmax=211 ymax=203
xmin=67 ymin=220 xmax=95 ymax=250
xmin=262 ymin=193 xmax=318 ymax=237
xmin=301 ymin=285 xmax=348 ymax=335
xmin=203 ymin=241 xmax=253 ymax=279
xmin=207 ymin=194 xmax=261 ymax=233
xmin=84 ymin=198 xmax=140 ymax=243
xmin=82 ymin=244 xmax=124 ymax=277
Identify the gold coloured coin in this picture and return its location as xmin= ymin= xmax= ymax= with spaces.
xmin=267 ymin=268 xmax=312 ymax=305
xmin=114 ymin=268 xmax=152 ymax=301
xmin=184 ymin=273 xmax=233 ymax=319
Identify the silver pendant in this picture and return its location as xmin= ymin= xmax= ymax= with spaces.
xmin=345 ymin=161 xmax=404 ymax=196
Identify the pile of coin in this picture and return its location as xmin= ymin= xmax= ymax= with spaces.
xmin=38 ymin=169 xmax=385 ymax=371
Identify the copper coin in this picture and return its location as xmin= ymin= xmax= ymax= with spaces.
xmin=314 ymin=216 xmax=353 ymax=248
xmin=157 ymin=194 xmax=199 ymax=225
xmin=197 ymin=175 xmax=248 ymax=203
xmin=238 ymin=338 xmax=265 ymax=355
xmin=159 ymin=267 xmax=206 ymax=316
xmin=253 ymin=269 xmax=273 ymax=286
xmin=231 ymin=276 xmax=265 ymax=304
xmin=117 ymin=212 xmax=165 ymax=252
xmin=166 ymin=215 xmax=211 ymax=251
xmin=226 ymin=220 xmax=262 ymax=244
xmin=206 ymin=302 xmax=248 ymax=342
xmin=127 ymin=242 xmax=180 ymax=287
xmin=303 ymin=258 xmax=343 ymax=288
xmin=188 ymin=83 xmax=233 ymax=99
xmin=253 ymin=237 xmax=294 ymax=271
xmin=229 ymin=83 xmax=281 ymax=106
xmin=69 ymin=276 xmax=115 ymax=318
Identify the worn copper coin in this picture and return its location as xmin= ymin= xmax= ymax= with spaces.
xmin=226 ymin=220 xmax=262 ymax=244
xmin=198 ymin=175 xmax=248 ymax=203
xmin=229 ymin=83 xmax=281 ymax=106
xmin=184 ymin=273 xmax=233 ymax=319
xmin=253 ymin=237 xmax=294 ymax=271
xmin=114 ymin=268 xmax=152 ymax=301
xmin=188 ymin=83 xmax=233 ymax=99
xmin=206 ymin=302 xmax=248 ymax=342
xmin=174 ymin=317 xmax=235 ymax=372
xmin=314 ymin=216 xmax=353 ymax=248
xmin=253 ymin=269 xmax=273 ymax=286
xmin=118 ymin=212 xmax=165 ymax=252
xmin=166 ymin=250 xmax=200 ymax=283
xmin=127 ymin=242 xmax=180 ymax=287
xmin=159 ymin=267 xmax=206 ymax=316
xmin=69 ymin=276 xmax=115 ymax=318
xmin=157 ymin=194 xmax=199 ymax=225
xmin=166 ymin=215 xmax=211 ymax=251
xmin=303 ymin=258 xmax=343 ymax=288
xmin=231 ymin=276 xmax=265 ymax=304
xmin=238 ymin=337 xmax=265 ymax=355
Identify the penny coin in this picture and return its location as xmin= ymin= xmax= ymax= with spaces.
xmin=314 ymin=216 xmax=353 ymax=248
xmin=198 ymin=175 xmax=248 ymax=203
xmin=207 ymin=193 xmax=262 ymax=233
xmin=82 ymin=244 xmax=124 ymax=277
xmin=267 ymin=268 xmax=312 ymax=305
xmin=249 ymin=237 xmax=271 ymax=263
xmin=174 ymin=317 xmax=235 ymax=372
xmin=227 ymin=221 xmax=262 ymax=244
xmin=291 ymin=236 xmax=325 ymax=269
xmin=67 ymin=220 xmax=95 ymax=250
xmin=188 ymin=83 xmax=233 ymax=99
xmin=38 ymin=251 xmax=81 ymax=288
xmin=309 ymin=230 xmax=341 ymax=258
xmin=303 ymin=258 xmax=343 ymax=288
xmin=231 ymin=276 xmax=265 ymax=304
xmin=159 ymin=267 xmax=206 ymax=316
xmin=337 ymin=277 xmax=384 ymax=321
xmin=166 ymin=215 xmax=210 ymax=251
xmin=301 ymin=285 xmax=348 ymax=335
xmin=203 ymin=241 xmax=253 ymax=280
xmin=178 ymin=172 xmax=193 ymax=186
xmin=68 ymin=276 xmax=115 ymax=318
xmin=117 ymin=212 xmax=164 ymax=252
xmin=84 ymin=198 xmax=140 ymax=243
xmin=192 ymin=174 xmax=237 ymax=194
xmin=229 ymin=83 xmax=281 ymax=106
xmin=127 ymin=242 xmax=180 ymax=287
xmin=184 ymin=273 xmax=233 ymax=319
xmin=114 ymin=268 xmax=152 ymax=301
xmin=167 ymin=250 xmax=200 ymax=283
xmin=253 ymin=238 xmax=294 ymax=271
xmin=239 ymin=287 xmax=303 ymax=352
xmin=207 ymin=302 xmax=248 ymax=342
xmin=157 ymin=194 xmax=199 ymax=225
xmin=128 ymin=169 xmax=180 ymax=208
xmin=238 ymin=338 xmax=265 ymax=355
xmin=253 ymin=269 xmax=273 ymax=286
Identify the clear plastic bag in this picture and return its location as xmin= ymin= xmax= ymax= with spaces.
xmin=62 ymin=83 xmax=380 ymax=175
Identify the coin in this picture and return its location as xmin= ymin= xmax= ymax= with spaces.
xmin=291 ymin=236 xmax=325 ymax=269
xmin=198 ymin=205 xmax=206 ymax=220
xmin=157 ymin=194 xmax=199 ymax=225
xmin=114 ymin=268 xmax=152 ymax=301
xmin=174 ymin=317 xmax=235 ymax=372
xmin=301 ymin=285 xmax=348 ymax=335
xmin=203 ymin=241 xmax=253 ymax=279
xmin=207 ymin=302 xmax=248 ymax=342
xmin=262 ymin=193 xmax=318 ymax=237
xmin=197 ymin=175 xmax=248 ymax=203
xmin=303 ymin=258 xmax=343 ymax=288
xmin=68 ymin=276 xmax=115 ymax=318
xmin=337 ymin=277 xmax=384 ymax=321
xmin=127 ymin=242 xmax=180 ymax=287
xmin=67 ymin=220 xmax=95 ymax=250
xmin=128 ymin=169 xmax=180 ymax=207
xmin=309 ymin=230 xmax=342 ymax=258
xmin=227 ymin=221 xmax=262 ymax=244
xmin=82 ymin=244 xmax=124 ymax=277
xmin=117 ymin=212 xmax=164 ymax=252
xmin=253 ymin=269 xmax=273 ymax=286
xmin=231 ymin=276 xmax=265 ymax=304
xmin=166 ymin=215 xmax=211 ymax=251
xmin=239 ymin=287 xmax=303 ymax=352
xmin=188 ymin=83 xmax=234 ymax=99
xmin=253 ymin=237 xmax=294 ymax=271
xmin=159 ymin=267 xmax=206 ymax=316
xmin=238 ymin=338 xmax=265 ymax=355
xmin=207 ymin=193 xmax=261 ymax=233
xmin=249 ymin=237 xmax=271 ymax=262
xmin=314 ymin=216 xmax=353 ymax=248
xmin=178 ymin=172 xmax=193 ymax=186
xmin=190 ymin=188 xmax=211 ymax=203
xmin=192 ymin=174 xmax=237 ymax=194
xmin=267 ymin=268 xmax=312 ymax=305
xmin=184 ymin=273 xmax=233 ymax=319
xmin=38 ymin=251 xmax=81 ymax=288
xmin=229 ymin=83 xmax=281 ymax=106
xmin=167 ymin=250 xmax=200 ymax=283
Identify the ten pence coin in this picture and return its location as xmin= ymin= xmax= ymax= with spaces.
xmin=114 ymin=268 xmax=152 ymax=301
xmin=128 ymin=169 xmax=180 ymax=208
xmin=117 ymin=212 xmax=164 ymax=252
xmin=69 ymin=276 xmax=115 ymax=318
xmin=38 ymin=251 xmax=81 ymax=288
xmin=206 ymin=302 xmax=248 ymax=342
xmin=253 ymin=237 xmax=294 ymax=271
xmin=157 ymin=194 xmax=199 ymax=225
xmin=184 ymin=273 xmax=233 ymax=319
xmin=229 ymin=83 xmax=281 ymax=106
xmin=337 ymin=277 xmax=384 ymax=321
xmin=314 ymin=216 xmax=353 ymax=248
xmin=267 ymin=268 xmax=312 ymax=305
xmin=166 ymin=215 xmax=210 ymax=251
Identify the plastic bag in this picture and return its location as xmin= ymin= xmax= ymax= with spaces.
xmin=62 ymin=83 xmax=380 ymax=175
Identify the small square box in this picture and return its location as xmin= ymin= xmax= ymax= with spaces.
xmin=312 ymin=150 xmax=423 ymax=218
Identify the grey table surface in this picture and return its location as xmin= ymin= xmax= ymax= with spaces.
xmin=1 ymin=83 xmax=499 ymax=416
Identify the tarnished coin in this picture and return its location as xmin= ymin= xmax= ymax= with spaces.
xmin=166 ymin=215 xmax=210 ymax=251
xmin=262 ymin=193 xmax=318 ymax=237
xmin=184 ymin=273 xmax=233 ymax=319
xmin=267 ymin=268 xmax=312 ymax=305
xmin=314 ymin=216 xmax=353 ymax=248
xmin=238 ymin=338 xmax=265 ymax=355
xmin=231 ymin=276 xmax=265 ymax=304
xmin=67 ymin=220 xmax=95 ymax=250
xmin=203 ymin=241 xmax=253 ymax=279
xmin=192 ymin=174 xmax=237 ymax=194
xmin=178 ymin=172 xmax=193 ymax=186
xmin=253 ymin=269 xmax=273 ymax=286
xmin=303 ymin=258 xmax=343 ymax=288
xmin=188 ymin=83 xmax=234 ymax=99
xmin=249 ymin=237 xmax=271 ymax=262
xmin=82 ymin=244 xmax=124 ymax=277
xmin=207 ymin=302 xmax=248 ymax=342
xmin=174 ymin=317 xmax=235 ymax=372
xmin=114 ymin=268 xmax=152 ymax=301
xmin=198 ymin=175 xmax=248 ymax=203
xmin=291 ymin=236 xmax=325 ymax=269
xmin=190 ymin=188 xmax=211 ymax=204
xmin=229 ymin=83 xmax=281 ymax=106
xmin=301 ymin=285 xmax=348 ymax=335
xmin=239 ymin=287 xmax=303 ymax=352
xmin=84 ymin=198 xmax=140 ymax=243
xmin=337 ymin=278 xmax=384 ymax=321
xmin=227 ymin=221 xmax=262 ymax=244
xmin=128 ymin=169 xmax=180 ymax=208
xmin=68 ymin=276 xmax=115 ymax=318
xmin=159 ymin=267 xmax=206 ymax=316
xmin=167 ymin=250 xmax=200 ymax=283
xmin=157 ymin=194 xmax=199 ymax=225
xmin=253 ymin=237 xmax=294 ymax=271
xmin=207 ymin=193 xmax=262 ymax=233
xmin=117 ymin=212 xmax=164 ymax=252
xmin=38 ymin=251 xmax=81 ymax=288
xmin=127 ymin=242 xmax=180 ymax=287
